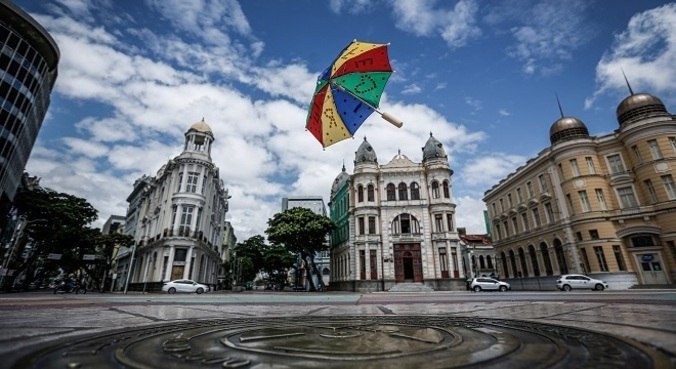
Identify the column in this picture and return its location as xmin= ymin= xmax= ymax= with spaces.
xmin=183 ymin=246 xmax=194 ymax=279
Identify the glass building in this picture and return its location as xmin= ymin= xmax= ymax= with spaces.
xmin=0 ymin=1 xmax=59 ymax=220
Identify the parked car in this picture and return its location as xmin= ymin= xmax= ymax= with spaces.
xmin=162 ymin=279 xmax=209 ymax=294
xmin=556 ymin=274 xmax=608 ymax=291
xmin=470 ymin=277 xmax=511 ymax=292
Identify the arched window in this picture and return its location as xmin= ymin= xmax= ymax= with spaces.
xmin=410 ymin=182 xmax=420 ymax=200
xmin=518 ymin=247 xmax=528 ymax=277
xmin=501 ymin=252 xmax=509 ymax=278
xmin=509 ymin=250 xmax=518 ymax=278
xmin=479 ymin=255 xmax=486 ymax=269
xmin=367 ymin=184 xmax=375 ymax=202
xmin=398 ymin=182 xmax=408 ymax=200
xmin=443 ymin=180 xmax=450 ymax=198
xmin=540 ymin=242 xmax=553 ymax=275
xmin=528 ymin=245 xmax=540 ymax=276
xmin=431 ymin=181 xmax=440 ymax=199
xmin=487 ymin=255 xmax=493 ymax=269
xmin=357 ymin=184 xmax=364 ymax=202
xmin=386 ymin=183 xmax=396 ymax=201
xmin=554 ymin=239 xmax=568 ymax=274
xmin=392 ymin=213 xmax=420 ymax=235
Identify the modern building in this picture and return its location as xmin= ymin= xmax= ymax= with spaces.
xmin=483 ymin=89 xmax=675 ymax=289
xmin=281 ymin=196 xmax=330 ymax=287
xmin=0 ymin=1 xmax=59 ymax=226
xmin=101 ymin=215 xmax=125 ymax=291
xmin=118 ymin=119 xmax=230 ymax=291
xmin=329 ymin=135 xmax=465 ymax=292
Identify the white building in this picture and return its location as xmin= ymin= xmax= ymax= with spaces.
xmin=119 ymin=119 xmax=229 ymax=291
xmin=330 ymin=135 xmax=466 ymax=292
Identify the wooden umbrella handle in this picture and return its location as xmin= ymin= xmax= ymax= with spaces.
xmin=381 ymin=112 xmax=403 ymax=128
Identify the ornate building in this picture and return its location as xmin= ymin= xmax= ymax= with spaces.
xmin=119 ymin=119 xmax=229 ymax=291
xmin=0 ymin=1 xmax=59 ymax=224
xmin=329 ymin=135 xmax=465 ymax=291
xmin=483 ymin=89 xmax=675 ymax=289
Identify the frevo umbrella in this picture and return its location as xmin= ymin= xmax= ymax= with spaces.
xmin=306 ymin=40 xmax=403 ymax=148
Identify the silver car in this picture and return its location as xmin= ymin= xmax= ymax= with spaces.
xmin=162 ymin=279 xmax=209 ymax=294
xmin=556 ymin=274 xmax=608 ymax=291
xmin=470 ymin=277 xmax=511 ymax=292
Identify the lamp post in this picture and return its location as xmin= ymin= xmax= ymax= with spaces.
xmin=123 ymin=243 xmax=137 ymax=294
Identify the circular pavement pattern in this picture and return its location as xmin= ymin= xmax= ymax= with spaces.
xmin=12 ymin=316 xmax=672 ymax=368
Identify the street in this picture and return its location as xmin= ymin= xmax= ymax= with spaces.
xmin=0 ymin=289 xmax=674 ymax=368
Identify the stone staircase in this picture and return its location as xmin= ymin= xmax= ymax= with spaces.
xmin=388 ymin=283 xmax=434 ymax=292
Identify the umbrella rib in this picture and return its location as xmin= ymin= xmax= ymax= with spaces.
xmin=330 ymin=81 xmax=382 ymax=114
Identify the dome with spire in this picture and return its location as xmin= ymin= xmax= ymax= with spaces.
xmin=422 ymin=133 xmax=447 ymax=162
xmin=549 ymin=116 xmax=589 ymax=144
xmin=354 ymin=137 xmax=377 ymax=164
xmin=330 ymin=164 xmax=350 ymax=197
xmin=616 ymin=92 xmax=669 ymax=126
xmin=188 ymin=118 xmax=213 ymax=134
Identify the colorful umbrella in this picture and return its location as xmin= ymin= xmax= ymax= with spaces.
xmin=306 ymin=40 xmax=403 ymax=148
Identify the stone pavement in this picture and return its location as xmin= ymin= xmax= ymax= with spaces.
xmin=0 ymin=290 xmax=674 ymax=368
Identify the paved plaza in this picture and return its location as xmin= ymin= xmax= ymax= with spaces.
xmin=0 ymin=290 xmax=674 ymax=368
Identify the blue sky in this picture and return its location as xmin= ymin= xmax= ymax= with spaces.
xmin=15 ymin=0 xmax=676 ymax=240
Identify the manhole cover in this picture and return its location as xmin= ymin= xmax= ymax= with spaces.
xmin=11 ymin=316 xmax=671 ymax=368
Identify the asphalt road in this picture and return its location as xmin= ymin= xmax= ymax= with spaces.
xmin=0 ymin=289 xmax=674 ymax=367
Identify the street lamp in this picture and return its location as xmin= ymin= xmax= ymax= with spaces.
xmin=123 ymin=242 xmax=137 ymax=294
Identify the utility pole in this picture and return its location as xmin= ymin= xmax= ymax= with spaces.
xmin=123 ymin=243 xmax=137 ymax=294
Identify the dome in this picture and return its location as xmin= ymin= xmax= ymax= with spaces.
xmin=354 ymin=137 xmax=377 ymax=164
xmin=422 ymin=133 xmax=447 ymax=162
xmin=616 ymin=93 xmax=668 ymax=126
xmin=188 ymin=118 xmax=213 ymax=134
xmin=549 ymin=116 xmax=589 ymax=144
xmin=330 ymin=164 xmax=350 ymax=197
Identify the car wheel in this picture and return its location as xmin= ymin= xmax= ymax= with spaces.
xmin=595 ymin=284 xmax=604 ymax=291
xmin=499 ymin=286 xmax=507 ymax=292
xmin=473 ymin=286 xmax=481 ymax=292
xmin=168 ymin=287 xmax=176 ymax=294
xmin=563 ymin=284 xmax=572 ymax=292
xmin=196 ymin=287 xmax=204 ymax=294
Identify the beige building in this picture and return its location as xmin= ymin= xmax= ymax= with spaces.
xmin=483 ymin=90 xmax=675 ymax=289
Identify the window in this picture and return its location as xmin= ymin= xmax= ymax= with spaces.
xmin=174 ymin=248 xmax=187 ymax=262
xmin=439 ymin=248 xmax=448 ymax=274
xmin=670 ymin=137 xmax=676 ymax=154
xmin=511 ymin=217 xmax=519 ymax=234
xmin=575 ymin=232 xmax=583 ymax=242
xmin=357 ymin=185 xmax=364 ymax=202
xmin=594 ymin=246 xmax=609 ymax=272
xmin=538 ymin=174 xmax=547 ymax=192
xmin=645 ymin=179 xmax=658 ymax=203
xmin=507 ymin=193 xmax=513 ymax=207
xmin=589 ymin=229 xmax=599 ymax=240
xmin=201 ymin=175 xmax=207 ymax=194
xmin=570 ymin=159 xmax=580 ymax=177
xmin=431 ymin=181 xmax=440 ymax=199
xmin=499 ymin=198 xmax=504 ymax=212
xmin=578 ymin=190 xmax=591 ymax=212
xmin=532 ymin=208 xmax=541 ymax=227
xmin=398 ymin=183 xmax=408 ymax=200
xmin=566 ymin=194 xmax=574 ymax=214
xmin=491 ymin=202 xmax=497 ymax=215
xmin=358 ymin=217 xmax=365 ymax=235
xmin=386 ymin=183 xmax=396 ymax=201
xmin=617 ymin=186 xmax=638 ymax=208
xmin=595 ymin=189 xmax=607 ymax=210
xmin=435 ymin=214 xmax=444 ymax=232
xmin=544 ymin=202 xmax=554 ymax=223
xmin=446 ymin=213 xmax=454 ymax=232
xmin=580 ymin=248 xmax=591 ymax=273
xmin=392 ymin=214 xmax=420 ymax=235
xmin=662 ymin=175 xmax=676 ymax=200
xmin=176 ymin=172 xmax=183 ymax=191
xmin=647 ymin=139 xmax=662 ymax=159
xmin=631 ymin=235 xmax=655 ymax=247
xmin=503 ymin=221 xmax=509 ymax=238
xmin=632 ymin=145 xmax=642 ymax=163
xmin=613 ymin=245 xmax=626 ymax=271
xmin=409 ymin=183 xmax=419 ymax=200
xmin=368 ymin=216 xmax=376 ymax=234
xmin=585 ymin=157 xmax=596 ymax=174
xmin=186 ymin=172 xmax=199 ymax=193
xmin=607 ymin=154 xmax=625 ymax=174
xmin=494 ymin=224 xmax=501 ymax=241
xmin=516 ymin=187 xmax=523 ymax=202
xmin=442 ymin=180 xmax=450 ymax=198
xmin=526 ymin=181 xmax=534 ymax=198
xmin=558 ymin=163 xmax=564 ymax=179
xmin=367 ymin=184 xmax=375 ymax=201
xmin=521 ymin=212 xmax=529 ymax=231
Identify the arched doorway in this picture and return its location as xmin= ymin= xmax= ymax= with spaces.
xmin=403 ymin=251 xmax=414 ymax=280
xmin=553 ymin=239 xmax=568 ymax=274
xmin=394 ymin=244 xmax=423 ymax=283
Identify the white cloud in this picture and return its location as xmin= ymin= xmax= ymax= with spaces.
xmin=329 ymin=0 xmax=374 ymax=14
xmin=460 ymin=154 xmax=527 ymax=187
xmin=586 ymin=3 xmax=676 ymax=109
xmin=401 ymin=84 xmax=422 ymax=95
xmin=392 ymin=0 xmax=481 ymax=48
xmin=455 ymin=195 xmax=488 ymax=234
xmin=464 ymin=96 xmax=483 ymax=112
xmin=498 ymin=109 xmax=510 ymax=116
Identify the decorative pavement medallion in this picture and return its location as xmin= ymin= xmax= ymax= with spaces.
xmin=11 ymin=316 xmax=672 ymax=369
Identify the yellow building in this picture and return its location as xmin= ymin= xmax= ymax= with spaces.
xmin=483 ymin=90 xmax=675 ymax=289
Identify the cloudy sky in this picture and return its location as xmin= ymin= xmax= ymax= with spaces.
xmin=16 ymin=0 xmax=676 ymax=240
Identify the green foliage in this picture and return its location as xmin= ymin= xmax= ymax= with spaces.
xmin=265 ymin=207 xmax=335 ymax=257
xmin=262 ymin=245 xmax=295 ymax=287
xmin=234 ymin=235 xmax=266 ymax=272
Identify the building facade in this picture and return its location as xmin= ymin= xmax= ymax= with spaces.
xmin=330 ymin=135 xmax=465 ymax=292
xmin=0 ymin=1 xmax=59 ymax=224
xmin=483 ymin=90 xmax=675 ymax=289
xmin=458 ymin=228 xmax=496 ymax=279
xmin=119 ymin=119 xmax=229 ymax=291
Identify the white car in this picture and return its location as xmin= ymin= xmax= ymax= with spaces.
xmin=556 ymin=274 xmax=608 ymax=291
xmin=470 ymin=277 xmax=511 ymax=292
xmin=162 ymin=279 xmax=209 ymax=294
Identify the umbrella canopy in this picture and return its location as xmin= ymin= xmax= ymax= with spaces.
xmin=306 ymin=40 xmax=403 ymax=148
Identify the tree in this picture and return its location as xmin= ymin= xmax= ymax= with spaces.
xmin=266 ymin=207 xmax=335 ymax=291
xmin=233 ymin=235 xmax=266 ymax=284
xmin=262 ymin=245 xmax=295 ymax=288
